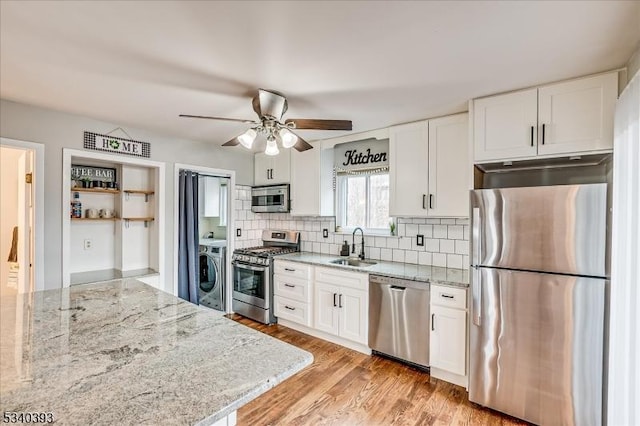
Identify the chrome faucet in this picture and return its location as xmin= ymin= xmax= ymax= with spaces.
xmin=352 ymin=227 xmax=365 ymax=260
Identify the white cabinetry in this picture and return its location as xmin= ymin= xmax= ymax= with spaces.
xmin=473 ymin=72 xmax=617 ymax=162
xmin=389 ymin=114 xmax=469 ymax=218
xmin=199 ymin=176 xmax=220 ymax=217
xmin=254 ymin=150 xmax=291 ymax=186
xmin=429 ymin=284 xmax=467 ymax=387
xmin=313 ymin=266 xmax=368 ymax=346
xmin=273 ymin=261 xmax=312 ymax=327
xmin=290 ymin=145 xmax=334 ymax=216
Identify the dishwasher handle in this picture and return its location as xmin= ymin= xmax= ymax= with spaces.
xmin=390 ymin=285 xmax=406 ymax=291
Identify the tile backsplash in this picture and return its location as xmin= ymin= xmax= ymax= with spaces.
xmin=234 ymin=185 xmax=469 ymax=269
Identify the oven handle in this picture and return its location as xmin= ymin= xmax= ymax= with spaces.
xmin=232 ymin=262 xmax=267 ymax=272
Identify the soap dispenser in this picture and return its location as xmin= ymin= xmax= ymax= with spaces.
xmin=340 ymin=240 xmax=350 ymax=257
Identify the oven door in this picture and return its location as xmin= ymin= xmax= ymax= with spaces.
xmin=232 ymin=262 xmax=269 ymax=308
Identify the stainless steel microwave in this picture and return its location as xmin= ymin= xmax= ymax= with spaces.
xmin=251 ymin=184 xmax=290 ymax=213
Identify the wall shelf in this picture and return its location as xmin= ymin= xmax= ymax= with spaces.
xmin=71 ymin=217 xmax=118 ymax=221
xmin=121 ymin=217 xmax=155 ymax=228
xmin=71 ymin=187 xmax=120 ymax=194
xmin=123 ymin=189 xmax=154 ymax=202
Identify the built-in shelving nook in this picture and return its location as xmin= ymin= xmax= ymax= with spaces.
xmin=62 ymin=148 xmax=165 ymax=289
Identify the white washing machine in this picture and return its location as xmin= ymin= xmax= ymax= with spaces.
xmin=198 ymin=244 xmax=226 ymax=311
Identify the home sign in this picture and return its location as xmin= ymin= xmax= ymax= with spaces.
xmin=83 ymin=131 xmax=151 ymax=158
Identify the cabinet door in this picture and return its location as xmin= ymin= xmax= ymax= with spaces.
xmin=270 ymin=149 xmax=291 ymax=184
xmin=389 ymin=120 xmax=429 ymax=217
xmin=290 ymin=146 xmax=333 ymax=216
xmin=338 ymin=286 xmax=368 ymax=345
xmin=428 ymin=114 xmax=469 ymax=217
xmin=314 ymin=281 xmax=340 ymax=336
xmin=473 ymin=88 xmax=538 ymax=162
xmin=430 ymin=305 xmax=466 ymax=376
xmin=254 ymin=153 xmax=272 ymax=186
xmin=538 ymin=72 xmax=617 ymax=156
xmin=202 ymin=176 xmax=220 ymax=217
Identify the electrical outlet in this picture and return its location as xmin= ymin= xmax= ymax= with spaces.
xmin=83 ymin=239 xmax=92 ymax=250
xmin=323 ymin=229 xmax=329 ymax=238
xmin=236 ymin=228 xmax=242 ymax=237
xmin=416 ymin=234 xmax=424 ymax=247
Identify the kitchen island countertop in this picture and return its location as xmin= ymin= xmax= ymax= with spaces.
xmin=0 ymin=279 xmax=312 ymax=425
xmin=277 ymin=252 xmax=469 ymax=288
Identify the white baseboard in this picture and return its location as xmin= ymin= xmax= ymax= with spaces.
xmin=278 ymin=319 xmax=372 ymax=355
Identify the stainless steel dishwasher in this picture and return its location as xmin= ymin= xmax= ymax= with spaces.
xmin=369 ymin=275 xmax=430 ymax=368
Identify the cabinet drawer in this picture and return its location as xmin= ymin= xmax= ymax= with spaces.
xmin=274 ymin=296 xmax=311 ymax=327
xmin=431 ymin=285 xmax=467 ymax=309
xmin=274 ymin=274 xmax=310 ymax=303
xmin=274 ymin=260 xmax=311 ymax=280
xmin=315 ymin=266 xmax=368 ymax=291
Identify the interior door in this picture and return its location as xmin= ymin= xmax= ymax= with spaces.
xmin=469 ymin=267 xmax=605 ymax=426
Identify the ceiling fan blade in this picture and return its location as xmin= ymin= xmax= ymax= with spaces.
xmin=179 ymin=114 xmax=256 ymax=124
xmin=222 ymin=137 xmax=241 ymax=147
xmin=289 ymin=131 xmax=313 ymax=152
xmin=285 ymin=119 xmax=352 ymax=131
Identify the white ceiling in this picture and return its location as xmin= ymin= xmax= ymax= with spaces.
xmin=1 ymin=1 xmax=639 ymax=149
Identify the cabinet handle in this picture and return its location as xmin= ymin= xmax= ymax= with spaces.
xmin=271 ymin=169 xmax=274 ymax=179
xmin=530 ymin=126 xmax=534 ymax=147
xmin=284 ymin=305 xmax=295 ymax=311
xmin=333 ymin=293 xmax=337 ymax=307
xmin=441 ymin=294 xmax=454 ymax=299
xmin=429 ymin=194 xmax=434 ymax=209
xmin=284 ymin=268 xmax=296 ymax=272
xmin=542 ymin=124 xmax=546 ymax=145
xmin=422 ymin=194 xmax=427 ymax=209
xmin=431 ymin=313 xmax=435 ymax=331
xmin=339 ymin=294 xmax=343 ymax=308
xmin=267 ymin=169 xmax=270 ymax=180
xmin=284 ymin=283 xmax=295 ymax=288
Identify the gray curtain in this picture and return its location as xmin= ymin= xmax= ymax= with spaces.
xmin=178 ymin=170 xmax=199 ymax=304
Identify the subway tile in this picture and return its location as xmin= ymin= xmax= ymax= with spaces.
xmin=447 ymin=254 xmax=463 ymax=269
xmin=312 ymin=242 xmax=321 ymax=253
xmin=320 ymin=243 xmax=330 ymax=254
xmin=463 ymin=225 xmax=470 ymax=241
xmin=411 ymin=238 xmax=426 ymax=251
xmin=386 ymin=238 xmax=399 ymax=249
xmin=405 ymin=250 xmax=418 ymax=264
xmin=433 ymin=253 xmax=447 ymax=267
xmin=441 ymin=218 xmax=456 ymax=225
xmin=418 ymin=224 xmax=433 ymax=238
xmin=306 ymin=232 xmax=316 ymax=242
xmin=397 ymin=223 xmax=406 ymax=237
xmin=433 ymin=225 xmax=447 ymax=238
xmin=426 ymin=238 xmax=440 ymax=252
xmin=405 ymin=224 xmax=418 ymax=237
xmin=375 ymin=237 xmax=387 ymax=248
xmin=455 ymin=240 xmax=469 ymax=255
xmin=426 ymin=218 xmax=441 ymax=224
xmin=399 ymin=238 xmax=412 ymax=250
xmin=381 ymin=248 xmax=393 ymax=261
xmin=330 ymin=244 xmax=340 ymax=255
xmin=418 ymin=251 xmax=432 ymax=266
xmin=456 ymin=218 xmax=470 ymax=225
xmin=412 ymin=218 xmax=427 ymax=224
xmin=439 ymin=239 xmax=455 ymax=253
xmin=312 ymin=222 xmax=321 ymax=231
xmin=448 ymin=225 xmax=464 ymax=240
xmin=392 ymin=249 xmax=405 ymax=263
xmin=463 ymin=255 xmax=470 ymax=267
xmin=368 ymin=247 xmax=381 ymax=260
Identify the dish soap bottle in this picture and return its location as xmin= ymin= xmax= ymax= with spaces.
xmin=340 ymin=240 xmax=350 ymax=257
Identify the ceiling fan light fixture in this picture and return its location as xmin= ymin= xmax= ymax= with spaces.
xmin=265 ymin=136 xmax=280 ymax=156
xmin=238 ymin=128 xmax=257 ymax=149
xmin=279 ymin=127 xmax=298 ymax=149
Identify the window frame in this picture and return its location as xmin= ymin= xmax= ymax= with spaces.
xmin=336 ymin=172 xmax=392 ymax=235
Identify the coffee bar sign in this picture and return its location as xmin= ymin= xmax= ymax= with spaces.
xmin=334 ymin=138 xmax=389 ymax=173
xmin=83 ymin=131 xmax=150 ymax=158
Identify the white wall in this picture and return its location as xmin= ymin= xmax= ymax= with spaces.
xmin=0 ymin=146 xmax=23 ymax=292
xmin=0 ymin=99 xmax=253 ymax=290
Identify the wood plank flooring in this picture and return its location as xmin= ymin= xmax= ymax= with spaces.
xmin=228 ymin=314 xmax=529 ymax=426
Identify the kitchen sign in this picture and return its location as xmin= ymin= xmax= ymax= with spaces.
xmin=334 ymin=138 xmax=389 ymax=173
xmin=83 ymin=131 xmax=150 ymax=158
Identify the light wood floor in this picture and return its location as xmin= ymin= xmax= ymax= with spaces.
xmin=229 ymin=314 xmax=528 ymax=426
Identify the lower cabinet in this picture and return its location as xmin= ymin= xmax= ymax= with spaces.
xmin=314 ymin=267 xmax=368 ymax=346
xmin=429 ymin=284 xmax=468 ymax=386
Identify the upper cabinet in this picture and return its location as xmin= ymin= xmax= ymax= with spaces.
xmin=254 ymin=149 xmax=291 ymax=186
xmin=473 ymin=72 xmax=618 ymax=163
xmin=199 ymin=176 xmax=220 ymax=217
xmin=390 ymin=114 xmax=469 ymax=218
xmin=290 ymin=145 xmax=334 ymax=216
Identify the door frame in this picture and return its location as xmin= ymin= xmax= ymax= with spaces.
xmin=0 ymin=137 xmax=45 ymax=292
xmin=173 ymin=163 xmax=236 ymax=313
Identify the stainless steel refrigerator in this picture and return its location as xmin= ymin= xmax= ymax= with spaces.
xmin=469 ymin=184 xmax=608 ymax=426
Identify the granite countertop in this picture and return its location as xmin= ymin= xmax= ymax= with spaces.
xmin=0 ymin=279 xmax=312 ymax=425
xmin=277 ymin=252 xmax=469 ymax=288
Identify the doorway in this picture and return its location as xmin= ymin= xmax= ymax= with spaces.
xmin=0 ymin=139 xmax=43 ymax=295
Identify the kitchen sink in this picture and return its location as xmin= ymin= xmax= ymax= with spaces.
xmin=329 ymin=258 xmax=378 ymax=267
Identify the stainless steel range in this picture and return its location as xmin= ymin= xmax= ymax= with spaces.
xmin=232 ymin=230 xmax=300 ymax=324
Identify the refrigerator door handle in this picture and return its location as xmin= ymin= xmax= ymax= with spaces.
xmin=472 ymin=207 xmax=481 ymax=265
xmin=472 ymin=267 xmax=482 ymax=326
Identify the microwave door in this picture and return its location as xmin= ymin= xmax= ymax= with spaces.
xmin=470 ymin=184 xmax=607 ymax=276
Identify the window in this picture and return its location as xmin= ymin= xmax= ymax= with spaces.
xmin=337 ymin=172 xmax=391 ymax=232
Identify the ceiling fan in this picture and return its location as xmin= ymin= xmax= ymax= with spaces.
xmin=179 ymin=89 xmax=352 ymax=155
